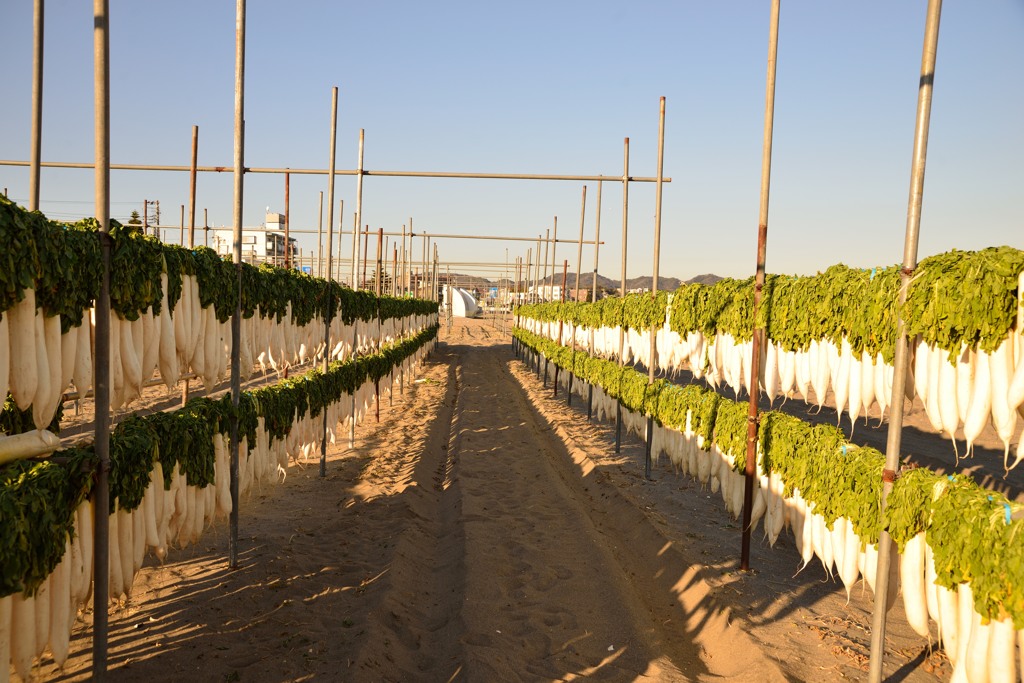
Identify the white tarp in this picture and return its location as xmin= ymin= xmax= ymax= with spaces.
xmin=444 ymin=286 xmax=480 ymax=318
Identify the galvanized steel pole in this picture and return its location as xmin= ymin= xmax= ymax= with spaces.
xmin=868 ymin=2 xmax=943 ymax=680
xmin=336 ymin=199 xmax=344 ymax=281
xmin=228 ymin=0 xmax=245 ymax=571
xmin=644 ymin=97 xmax=667 ymax=481
xmin=91 ymin=0 xmax=111 ymax=674
xmin=351 ymin=129 xmax=364 ymax=287
xmin=320 ymin=85 xmax=338 ymax=479
xmin=541 ymin=229 xmax=550 ymax=301
xmin=317 ymin=190 xmax=324 ymax=277
xmin=616 ymin=138 xmax=629 ymax=454
xmin=284 ymin=171 xmax=290 ymax=268
xmin=569 ymin=185 xmax=587 ymax=405
xmin=741 ymin=0 xmax=780 ymax=573
xmin=188 ymin=125 xmax=198 ymax=247
xmin=588 ymin=179 xmax=603 ymax=420
xmin=29 ymin=0 xmax=44 ymax=211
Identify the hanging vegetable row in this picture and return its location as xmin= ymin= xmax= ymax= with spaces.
xmin=516 ymin=247 xmax=1024 ymax=468
xmin=515 ymin=326 xmax=1024 ymax=683
xmin=0 ymin=322 xmax=437 ymax=680
xmin=0 ymin=196 xmax=439 ymax=437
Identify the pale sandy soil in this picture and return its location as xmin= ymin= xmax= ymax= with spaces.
xmin=33 ymin=317 xmax=953 ymax=682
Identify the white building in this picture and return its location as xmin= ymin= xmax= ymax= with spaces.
xmin=209 ymin=212 xmax=296 ymax=265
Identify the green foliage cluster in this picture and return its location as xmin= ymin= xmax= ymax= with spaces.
xmin=514 ymin=326 xmax=1024 ymax=626
xmin=0 ymin=323 xmax=437 ymax=598
xmin=518 ymin=247 xmax=1023 ymax=363
xmin=0 ymin=196 xmax=439 ymax=328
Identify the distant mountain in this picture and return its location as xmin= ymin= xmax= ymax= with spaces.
xmin=685 ymin=273 xmax=724 ymax=285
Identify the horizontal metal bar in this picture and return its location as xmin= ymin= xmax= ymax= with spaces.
xmin=0 ymin=159 xmax=670 ymax=183
xmin=202 ymin=225 xmax=604 ymax=245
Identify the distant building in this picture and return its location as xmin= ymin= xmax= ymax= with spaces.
xmin=209 ymin=212 xmax=296 ymax=265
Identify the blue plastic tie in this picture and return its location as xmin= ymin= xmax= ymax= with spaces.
xmin=1005 ymin=503 xmax=1013 ymax=526
xmin=841 ymin=444 xmax=847 ymax=457
xmin=870 ymin=267 xmax=877 ymax=280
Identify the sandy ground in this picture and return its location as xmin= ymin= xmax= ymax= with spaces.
xmin=34 ymin=317 xmax=954 ymax=682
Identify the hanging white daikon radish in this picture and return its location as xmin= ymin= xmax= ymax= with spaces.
xmin=764 ymin=341 xmax=780 ymax=403
xmin=938 ymin=582 xmax=960 ymax=662
xmin=10 ymin=591 xmax=35 ymax=682
xmin=925 ymin=543 xmax=941 ymax=630
xmin=834 ymin=340 xmax=852 ymax=422
xmin=73 ymin=313 xmax=93 ymax=395
xmin=965 ymin=606 xmax=992 ymax=683
xmin=141 ymin=308 xmax=160 ymax=382
xmin=60 ymin=320 xmax=78 ymax=400
xmin=923 ymin=343 xmax=944 ymax=432
xmin=957 ymin=346 xmax=975 ymax=426
xmin=874 ymin=352 xmax=889 ymax=417
xmin=0 ymin=594 xmax=10 ymax=683
xmin=108 ymin=507 xmax=124 ymax=599
xmin=808 ymin=341 xmax=825 ymax=409
xmin=900 ymin=532 xmax=930 ymax=637
xmin=780 ymin=349 xmax=797 ymax=397
xmin=120 ymin=313 xmax=143 ymax=404
xmin=49 ymin=538 xmax=72 ymax=667
xmin=988 ymin=616 xmax=1016 ymax=683
xmin=990 ymin=338 xmax=1018 ymax=464
xmin=860 ymin=351 xmax=876 ymax=420
xmin=118 ymin=507 xmax=135 ymax=594
xmin=840 ymin=519 xmax=860 ymax=601
xmin=955 ymin=583 xmax=974 ymax=673
xmin=847 ymin=352 xmax=862 ymax=427
xmin=33 ymin=573 xmax=50 ymax=661
xmin=913 ymin=337 xmax=930 ymax=405
xmin=796 ymin=350 xmax=811 ymax=403
xmin=7 ymin=289 xmax=39 ymax=410
xmin=965 ymin=351 xmax=993 ymax=456
xmin=939 ymin=352 xmax=961 ymax=443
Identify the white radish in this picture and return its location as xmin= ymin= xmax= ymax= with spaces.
xmin=901 ymin=532 xmax=933 ymax=638
xmin=32 ymin=307 xmax=53 ymax=429
xmin=33 ymin=573 xmax=50 ymax=661
xmin=990 ymin=338 xmax=1018 ymax=464
xmin=141 ymin=308 xmax=160 ymax=382
xmin=73 ymin=314 xmax=93 ymax=395
xmin=60 ymin=321 xmax=78 ymax=400
xmin=965 ymin=350 xmax=993 ymax=455
xmin=924 ymin=343 xmax=944 ymax=432
xmin=49 ymin=538 xmax=72 ymax=668
xmin=988 ymin=617 xmax=1016 ymax=683
xmin=938 ymin=583 xmax=960 ymax=661
xmin=118 ymin=507 xmax=134 ymax=595
xmin=10 ymin=591 xmax=35 ymax=682
xmin=965 ymin=606 xmax=991 ymax=683
xmin=108 ymin=506 xmax=124 ymax=598
xmin=0 ymin=429 xmax=61 ymax=465
xmin=120 ymin=313 xmax=142 ymax=404
xmin=956 ymin=583 xmax=974 ymax=674
xmin=7 ymin=289 xmax=38 ymax=410
xmin=0 ymin=595 xmax=10 ymax=683
xmin=939 ymin=352 xmax=961 ymax=438
xmin=914 ymin=337 xmax=930 ymax=406
xmin=957 ymin=346 xmax=975 ymax=426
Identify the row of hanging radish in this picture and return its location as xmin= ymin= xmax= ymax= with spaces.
xmin=520 ymin=275 xmax=1024 ymax=469
xmin=0 ymin=271 xmax=432 ymax=435
xmin=0 ymin=335 xmax=432 ymax=682
xmin=528 ymin=341 xmax=1024 ymax=683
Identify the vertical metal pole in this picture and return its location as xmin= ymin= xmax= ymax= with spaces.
xmin=588 ymin=179 xmax=603 ymax=420
xmin=188 ymin=125 xmax=198 ymax=247
xmin=228 ymin=0 xmax=245 ymax=571
xmin=317 ymin=190 xmax=324 ymax=277
xmin=362 ymin=226 xmax=369 ymax=289
xmin=29 ymin=0 xmax=44 ymax=212
xmin=143 ymin=199 xmax=148 ymax=234
xmin=550 ymin=218 xmax=558 ymax=300
xmin=336 ymin=199 xmax=344 ymax=281
xmin=392 ymin=244 xmax=398 ymax=296
xmin=204 ymin=207 xmax=209 ymax=246
xmin=534 ymin=236 xmax=541 ymax=303
xmin=401 ymin=224 xmax=407 ymax=296
xmin=375 ymin=228 xmax=383 ymax=296
xmin=741 ymin=1 xmax=780 ymax=573
xmin=869 ymin=1 xmax=942 ymax=680
xmin=616 ymin=138 xmax=630 ymax=453
xmin=91 ymin=0 xmax=111 ymax=675
xmin=320 ymin=85 xmax=338 ymax=479
xmin=284 ymin=171 xmax=290 ymax=268
xmin=555 ymin=260 xmax=567 ymax=399
xmin=351 ymin=129 xmax=364 ymax=287
xmin=524 ymin=248 xmax=532 ymax=304
xmin=644 ymin=97 xmax=667 ymax=481
xmin=570 ymin=185 xmax=587 ymax=405
xmin=541 ymin=229 xmax=550 ymax=301
xmin=179 ymin=204 xmax=185 ymax=245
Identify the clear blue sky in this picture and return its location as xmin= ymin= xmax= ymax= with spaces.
xmin=1 ymin=1 xmax=1021 ymax=282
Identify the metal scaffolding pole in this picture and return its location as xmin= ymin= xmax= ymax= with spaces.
xmin=29 ymin=0 xmax=44 ymax=211
xmin=316 ymin=190 xmax=324 ymax=277
xmin=228 ymin=0 xmax=246 ymax=571
xmin=320 ymin=85 xmax=338 ymax=478
xmin=91 ymin=0 xmax=111 ymax=674
xmin=615 ymin=137 xmax=629 ymax=454
xmin=868 ymin=1 xmax=943 ymax=680
xmin=644 ymin=97 xmax=667 ymax=481
xmin=351 ymin=129 xmax=364 ymax=287
xmin=188 ymin=125 xmax=198 ymax=247
xmin=740 ymin=0 xmax=780 ymax=573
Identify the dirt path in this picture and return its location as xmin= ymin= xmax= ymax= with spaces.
xmin=36 ymin=317 xmax=945 ymax=682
